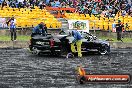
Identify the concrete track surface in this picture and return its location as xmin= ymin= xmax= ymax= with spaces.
xmin=0 ymin=48 xmax=132 ymax=88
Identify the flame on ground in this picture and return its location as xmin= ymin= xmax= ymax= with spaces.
xmin=78 ymin=66 xmax=86 ymax=76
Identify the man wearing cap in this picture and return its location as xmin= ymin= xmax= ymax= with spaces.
xmin=71 ymin=27 xmax=83 ymax=58
xmin=116 ymin=20 xmax=124 ymax=42
xmin=32 ymin=22 xmax=47 ymax=37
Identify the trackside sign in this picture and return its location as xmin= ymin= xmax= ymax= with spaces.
xmin=68 ymin=20 xmax=89 ymax=33
xmin=0 ymin=18 xmax=8 ymax=29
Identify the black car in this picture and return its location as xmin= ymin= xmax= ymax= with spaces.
xmin=29 ymin=30 xmax=110 ymax=56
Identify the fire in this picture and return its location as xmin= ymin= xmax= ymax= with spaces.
xmin=78 ymin=66 xmax=86 ymax=76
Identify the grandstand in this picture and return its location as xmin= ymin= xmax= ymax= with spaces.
xmin=0 ymin=6 xmax=62 ymax=29
xmin=0 ymin=1 xmax=131 ymax=31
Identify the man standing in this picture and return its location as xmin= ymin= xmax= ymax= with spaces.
xmin=7 ymin=17 xmax=17 ymax=41
xmin=116 ymin=20 xmax=124 ymax=42
xmin=71 ymin=28 xmax=82 ymax=58
xmin=32 ymin=22 xmax=47 ymax=37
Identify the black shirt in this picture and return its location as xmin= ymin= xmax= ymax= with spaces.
xmin=39 ymin=24 xmax=48 ymax=34
xmin=44 ymin=26 xmax=47 ymax=33
xmin=116 ymin=23 xmax=124 ymax=32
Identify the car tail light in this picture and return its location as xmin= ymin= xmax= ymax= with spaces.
xmin=50 ymin=39 xmax=54 ymax=48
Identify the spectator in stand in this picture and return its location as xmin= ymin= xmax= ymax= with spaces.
xmin=92 ymin=8 xmax=98 ymax=15
xmin=29 ymin=0 xmax=33 ymax=6
xmin=29 ymin=0 xmax=35 ymax=8
xmin=100 ymin=2 xmax=106 ymax=11
xmin=60 ymin=1 xmax=66 ymax=8
xmin=83 ymin=4 xmax=88 ymax=14
xmin=14 ymin=0 xmax=19 ymax=8
xmin=39 ymin=1 xmax=46 ymax=9
xmin=121 ymin=10 xmax=127 ymax=16
xmin=109 ymin=9 xmax=114 ymax=17
xmin=9 ymin=1 xmax=16 ymax=8
xmin=51 ymin=1 xmax=55 ymax=7
xmin=23 ymin=0 xmax=27 ymax=7
xmin=54 ymin=0 xmax=60 ymax=7
xmin=25 ymin=2 xmax=30 ymax=8
xmin=1 ymin=0 xmax=7 ymax=9
xmin=0 ymin=0 xmax=3 ymax=5
xmin=36 ymin=0 xmax=40 ymax=6
xmin=18 ymin=2 xmax=24 ymax=8
xmin=88 ymin=7 xmax=92 ymax=16
xmin=129 ymin=7 xmax=132 ymax=16
xmin=125 ymin=3 xmax=131 ymax=12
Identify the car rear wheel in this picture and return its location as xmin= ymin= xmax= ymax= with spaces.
xmin=31 ymin=47 xmax=41 ymax=55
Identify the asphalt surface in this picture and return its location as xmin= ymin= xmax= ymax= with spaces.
xmin=0 ymin=48 xmax=132 ymax=88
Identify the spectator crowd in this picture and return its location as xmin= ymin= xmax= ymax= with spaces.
xmin=0 ymin=0 xmax=132 ymax=17
xmin=0 ymin=0 xmax=47 ymax=9
xmin=59 ymin=0 xmax=132 ymax=17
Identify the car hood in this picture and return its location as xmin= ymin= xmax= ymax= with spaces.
xmin=94 ymin=39 xmax=110 ymax=45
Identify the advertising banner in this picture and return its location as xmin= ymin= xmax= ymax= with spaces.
xmin=68 ymin=20 xmax=89 ymax=32
xmin=0 ymin=17 xmax=8 ymax=29
xmin=112 ymin=22 xmax=116 ymax=32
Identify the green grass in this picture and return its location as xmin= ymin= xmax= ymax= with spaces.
xmin=0 ymin=35 xmax=31 ymax=41
xmin=0 ymin=35 xmax=131 ymax=43
xmin=99 ymin=37 xmax=132 ymax=43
